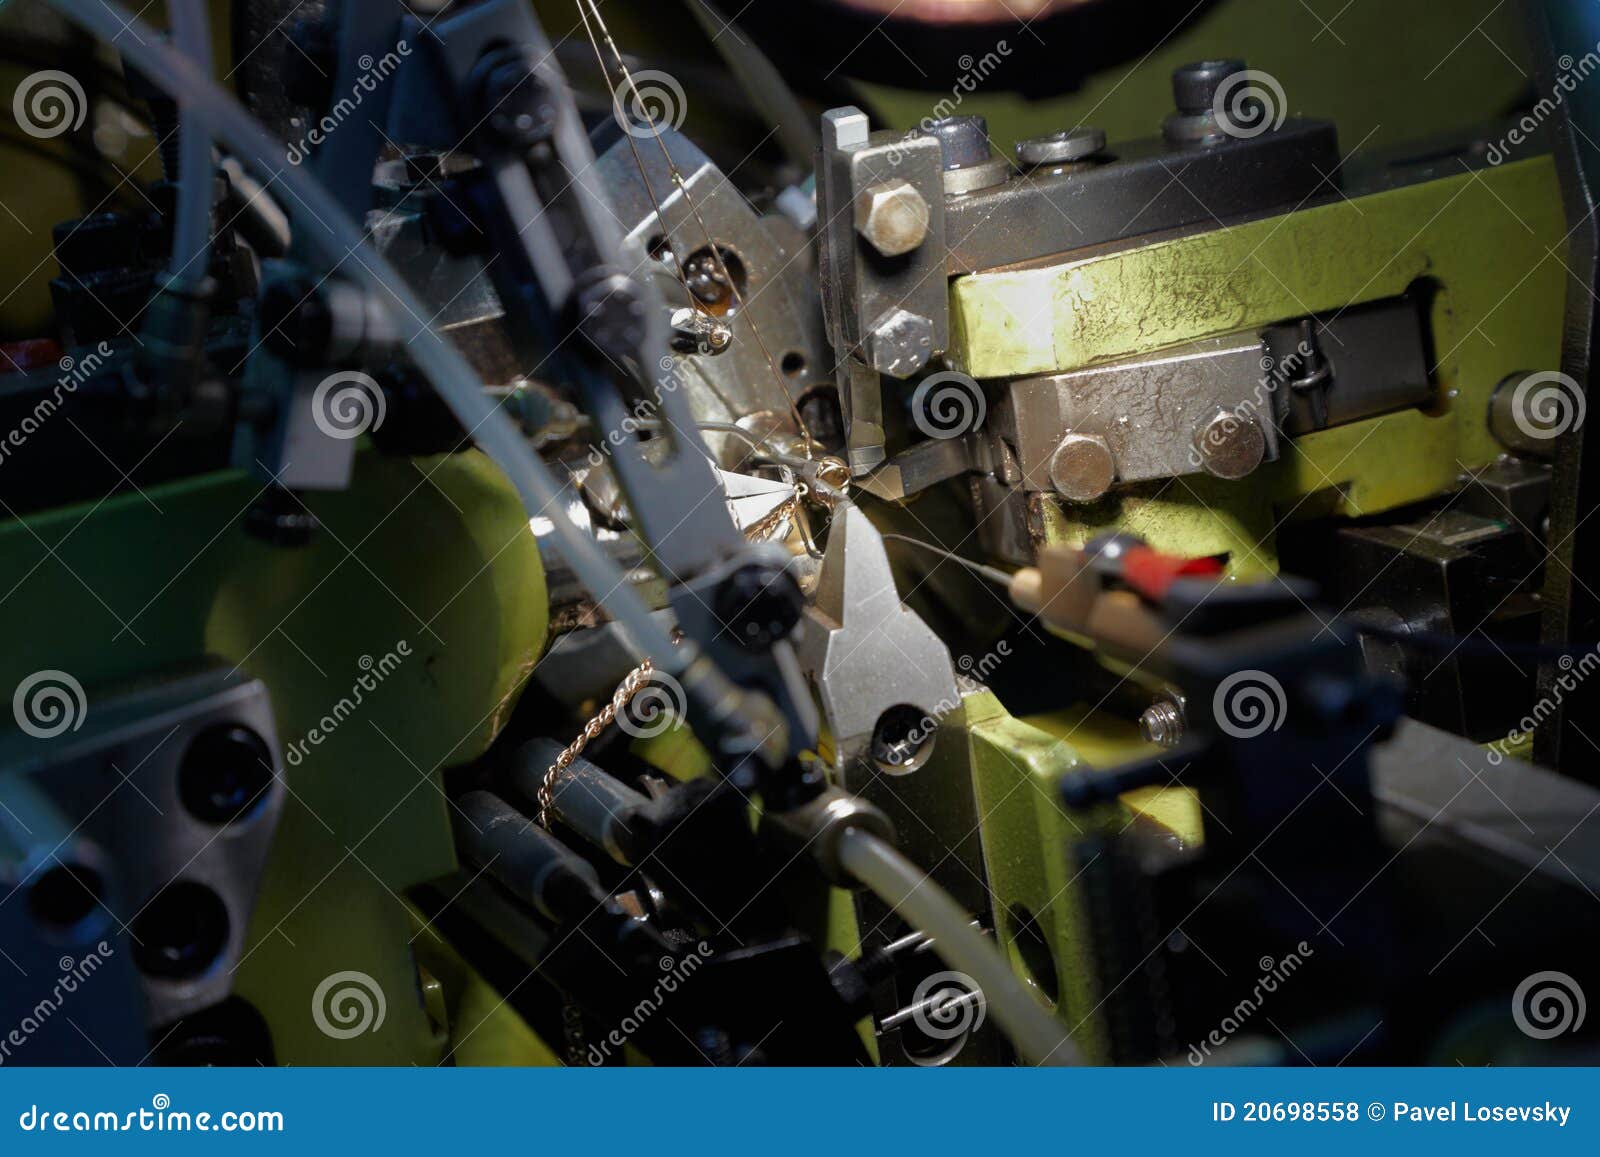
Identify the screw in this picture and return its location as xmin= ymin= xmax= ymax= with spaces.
xmin=1049 ymin=432 xmax=1116 ymax=502
xmin=864 ymin=308 xmax=934 ymax=378
xmin=476 ymin=48 xmax=559 ymax=149
xmin=1139 ymin=696 xmax=1186 ymax=748
xmin=1193 ymin=411 xmax=1266 ymax=479
xmin=1172 ymin=59 xmax=1247 ymax=115
xmin=926 ymin=116 xmax=992 ymax=170
xmin=669 ymin=307 xmax=733 ymax=356
xmin=853 ymin=179 xmax=930 ymax=257
xmin=716 ymin=563 xmax=804 ymax=651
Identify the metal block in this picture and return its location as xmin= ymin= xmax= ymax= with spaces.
xmin=998 ymin=333 xmax=1280 ymax=496
xmin=1 ymin=667 xmax=286 ymax=1033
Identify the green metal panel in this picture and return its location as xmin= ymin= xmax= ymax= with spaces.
xmin=0 ymin=449 xmax=547 ymax=1062
xmin=952 ymin=156 xmax=1565 ymax=555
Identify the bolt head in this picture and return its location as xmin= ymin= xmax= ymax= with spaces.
xmin=926 ymin=116 xmax=991 ymax=170
xmin=864 ymin=308 xmax=934 ymax=378
xmin=1193 ymin=411 xmax=1266 ymax=479
xmin=853 ymin=179 xmax=930 ymax=257
xmin=1172 ymin=59 xmax=1247 ymax=115
xmin=716 ymin=563 xmax=804 ymax=651
xmin=1049 ymin=433 xmax=1116 ymax=502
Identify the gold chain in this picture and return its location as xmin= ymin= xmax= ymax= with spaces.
xmin=537 ymin=657 xmax=655 ymax=828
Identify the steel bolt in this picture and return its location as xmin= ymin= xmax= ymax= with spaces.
xmin=864 ymin=308 xmax=934 ymax=378
xmin=1049 ymin=433 xmax=1116 ymax=503
xmin=853 ymin=179 xmax=930 ymax=257
xmin=1172 ymin=59 xmax=1247 ymax=115
xmin=1139 ymin=696 xmax=1186 ymax=748
xmin=1193 ymin=410 xmax=1266 ymax=480
xmin=927 ymin=116 xmax=992 ymax=170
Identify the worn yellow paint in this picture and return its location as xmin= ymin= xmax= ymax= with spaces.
xmin=955 ymin=157 xmax=1565 ymax=545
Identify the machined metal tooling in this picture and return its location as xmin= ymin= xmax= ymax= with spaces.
xmin=816 ymin=107 xmax=949 ymax=473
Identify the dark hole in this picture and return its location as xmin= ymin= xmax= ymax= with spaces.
xmin=796 ymin=384 xmax=845 ymax=452
xmin=179 ymin=724 xmax=274 ymax=826
xmin=780 ymin=351 xmax=807 ymax=377
xmin=870 ymin=703 xmax=936 ymax=774
xmin=132 ymin=880 xmax=231 ymax=980
xmin=1008 ymin=904 xmax=1059 ymax=1005
xmin=28 ymin=863 xmax=105 ymax=931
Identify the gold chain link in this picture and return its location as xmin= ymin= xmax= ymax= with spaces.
xmin=537 ymin=657 xmax=656 ymax=828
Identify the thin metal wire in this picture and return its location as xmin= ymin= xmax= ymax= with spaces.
xmin=575 ymin=0 xmax=817 ymax=452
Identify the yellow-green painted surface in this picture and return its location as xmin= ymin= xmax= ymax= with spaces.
xmin=1 ymin=449 xmax=547 ymax=1063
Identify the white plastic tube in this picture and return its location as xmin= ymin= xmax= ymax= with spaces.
xmin=48 ymin=0 xmax=678 ymax=664
xmin=838 ymin=827 xmax=1081 ymax=1066
xmin=166 ymin=0 xmax=212 ymax=283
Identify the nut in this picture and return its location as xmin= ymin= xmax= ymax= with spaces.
xmin=1049 ymin=433 xmax=1116 ymax=503
xmin=853 ymin=179 xmax=930 ymax=257
xmin=1016 ymin=127 xmax=1106 ymax=167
